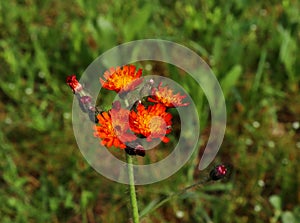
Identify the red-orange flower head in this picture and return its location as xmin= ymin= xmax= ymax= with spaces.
xmin=148 ymin=82 xmax=189 ymax=107
xmin=94 ymin=106 xmax=136 ymax=149
xmin=100 ymin=65 xmax=143 ymax=93
xmin=129 ymin=103 xmax=172 ymax=143
xmin=66 ymin=75 xmax=83 ymax=94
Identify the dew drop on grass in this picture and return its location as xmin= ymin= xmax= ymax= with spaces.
xmin=25 ymin=88 xmax=33 ymax=95
xmin=292 ymin=121 xmax=299 ymax=130
xmin=38 ymin=71 xmax=45 ymax=79
xmin=267 ymin=140 xmax=275 ymax=148
xmin=245 ymin=138 xmax=253 ymax=146
xmin=258 ymin=180 xmax=265 ymax=187
xmin=176 ymin=210 xmax=184 ymax=218
xmin=254 ymin=204 xmax=262 ymax=212
xmin=252 ymin=121 xmax=260 ymax=128
xmin=63 ymin=112 xmax=71 ymax=119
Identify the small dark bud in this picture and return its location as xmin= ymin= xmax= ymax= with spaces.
xmin=88 ymin=109 xmax=99 ymax=123
xmin=125 ymin=144 xmax=145 ymax=157
xmin=77 ymin=98 xmax=88 ymax=112
xmin=209 ymin=164 xmax=228 ymax=181
xmin=132 ymin=100 xmax=141 ymax=110
xmin=80 ymin=96 xmax=92 ymax=104
xmin=134 ymin=145 xmax=145 ymax=157
xmin=77 ymin=95 xmax=92 ymax=113
xmin=125 ymin=147 xmax=137 ymax=156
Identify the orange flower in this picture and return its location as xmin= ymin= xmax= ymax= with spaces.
xmin=129 ymin=103 xmax=172 ymax=143
xmin=148 ymin=83 xmax=189 ymax=107
xmin=94 ymin=108 xmax=136 ymax=149
xmin=100 ymin=65 xmax=143 ymax=93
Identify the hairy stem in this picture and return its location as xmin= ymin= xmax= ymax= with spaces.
xmin=126 ymin=153 xmax=139 ymax=223
xmin=140 ymin=177 xmax=211 ymax=217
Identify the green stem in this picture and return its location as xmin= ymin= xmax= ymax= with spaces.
xmin=126 ymin=153 xmax=139 ymax=223
xmin=140 ymin=177 xmax=211 ymax=217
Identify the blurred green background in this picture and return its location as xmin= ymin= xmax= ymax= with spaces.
xmin=0 ymin=0 xmax=299 ymax=222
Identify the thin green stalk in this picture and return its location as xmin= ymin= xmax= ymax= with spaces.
xmin=126 ymin=153 xmax=139 ymax=223
xmin=140 ymin=177 xmax=211 ymax=217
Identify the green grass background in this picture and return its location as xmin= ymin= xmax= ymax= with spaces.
xmin=0 ymin=0 xmax=299 ymax=222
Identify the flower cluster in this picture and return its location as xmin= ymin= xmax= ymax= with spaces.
xmin=67 ymin=65 xmax=189 ymax=156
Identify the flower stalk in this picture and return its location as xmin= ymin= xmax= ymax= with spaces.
xmin=126 ymin=153 xmax=140 ymax=223
xmin=140 ymin=164 xmax=229 ymax=218
xmin=139 ymin=177 xmax=211 ymax=218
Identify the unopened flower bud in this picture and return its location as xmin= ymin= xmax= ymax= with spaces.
xmin=125 ymin=143 xmax=145 ymax=157
xmin=209 ymin=164 xmax=229 ymax=181
xmin=66 ymin=75 xmax=83 ymax=94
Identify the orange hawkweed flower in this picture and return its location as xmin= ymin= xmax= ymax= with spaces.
xmin=148 ymin=83 xmax=189 ymax=107
xmin=129 ymin=103 xmax=172 ymax=143
xmin=100 ymin=65 xmax=143 ymax=93
xmin=94 ymin=107 xmax=136 ymax=149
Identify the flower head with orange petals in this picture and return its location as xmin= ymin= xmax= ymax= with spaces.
xmin=94 ymin=105 xmax=136 ymax=149
xmin=148 ymin=83 xmax=189 ymax=107
xmin=129 ymin=103 xmax=172 ymax=143
xmin=100 ymin=65 xmax=143 ymax=93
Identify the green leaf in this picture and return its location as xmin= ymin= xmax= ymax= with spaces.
xmin=65 ymin=192 xmax=74 ymax=208
xmin=80 ymin=190 xmax=93 ymax=209
xmin=252 ymin=49 xmax=267 ymax=93
xmin=122 ymin=4 xmax=153 ymax=41
xmin=278 ymin=26 xmax=297 ymax=82
xmin=282 ymin=211 xmax=295 ymax=223
xmin=140 ymin=199 xmax=160 ymax=217
xmin=269 ymin=195 xmax=282 ymax=210
xmin=49 ymin=198 xmax=60 ymax=212
xmin=220 ymin=65 xmax=242 ymax=97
